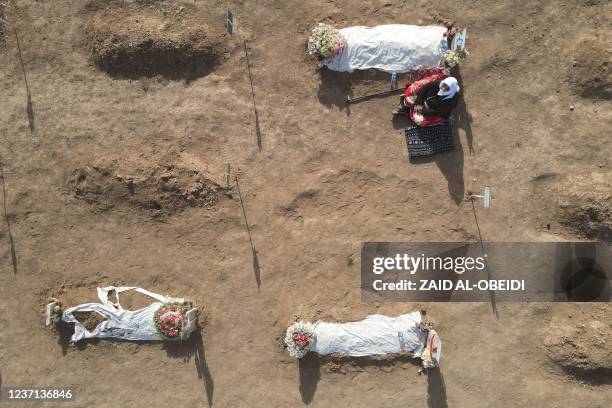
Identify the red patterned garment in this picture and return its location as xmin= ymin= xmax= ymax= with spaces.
xmin=403 ymin=71 xmax=449 ymax=127
xmin=411 ymin=66 xmax=450 ymax=82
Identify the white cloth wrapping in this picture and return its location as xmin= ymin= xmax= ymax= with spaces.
xmin=61 ymin=286 xmax=197 ymax=342
xmin=323 ymin=25 xmax=447 ymax=73
xmin=311 ymin=311 xmax=432 ymax=358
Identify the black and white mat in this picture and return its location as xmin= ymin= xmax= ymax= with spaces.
xmin=405 ymin=121 xmax=454 ymax=159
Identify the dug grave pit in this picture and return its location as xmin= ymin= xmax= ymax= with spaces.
xmin=568 ymin=38 xmax=612 ymax=100
xmin=69 ymin=163 xmax=230 ymax=217
xmin=83 ymin=0 xmax=229 ymax=80
xmin=544 ymin=307 xmax=612 ymax=385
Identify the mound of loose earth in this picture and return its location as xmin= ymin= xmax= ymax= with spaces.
xmin=544 ymin=308 xmax=612 ymax=384
xmin=555 ymin=175 xmax=611 ymax=241
xmin=532 ymin=173 xmax=611 ymax=240
xmin=83 ymin=0 xmax=228 ymax=80
xmin=568 ymin=38 xmax=612 ymax=100
xmin=559 ymin=199 xmax=611 ymax=241
xmin=69 ymin=163 xmax=229 ymax=216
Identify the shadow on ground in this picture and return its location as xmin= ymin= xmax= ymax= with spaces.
xmin=408 ymin=140 xmax=465 ymax=204
xmin=165 ymin=329 xmax=214 ymax=407
xmin=317 ymin=68 xmax=406 ymax=114
xmin=317 ymin=67 xmax=351 ymax=114
xmin=0 ymin=161 xmax=17 ymax=275
xmin=427 ymin=367 xmax=448 ymax=408
xmin=55 ymin=325 xmax=214 ymax=406
xmin=253 ymin=248 xmax=261 ymax=290
xmin=298 ymin=352 xmax=422 ymax=404
xmin=299 ymin=352 xmax=321 ymax=405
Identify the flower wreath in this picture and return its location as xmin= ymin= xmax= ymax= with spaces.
xmin=444 ymin=47 xmax=469 ymax=67
xmin=285 ymin=321 xmax=316 ymax=358
xmin=307 ymin=23 xmax=347 ymax=62
xmin=153 ymin=302 xmax=190 ymax=340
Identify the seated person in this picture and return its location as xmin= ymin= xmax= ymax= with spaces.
xmin=393 ymin=75 xmax=460 ymax=127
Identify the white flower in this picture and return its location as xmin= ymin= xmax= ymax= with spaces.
xmin=444 ymin=47 xmax=469 ymax=67
xmin=307 ymin=23 xmax=346 ymax=60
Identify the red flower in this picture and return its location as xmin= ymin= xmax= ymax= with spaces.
xmin=293 ymin=334 xmax=310 ymax=348
xmin=155 ymin=304 xmax=187 ymax=339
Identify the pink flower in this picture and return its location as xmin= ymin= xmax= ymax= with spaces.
xmin=155 ymin=304 xmax=187 ymax=338
xmin=293 ymin=334 xmax=310 ymax=348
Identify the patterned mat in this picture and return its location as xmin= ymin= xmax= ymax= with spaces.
xmin=405 ymin=121 xmax=454 ymax=159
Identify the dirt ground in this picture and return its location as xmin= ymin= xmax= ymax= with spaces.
xmin=0 ymin=0 xmax=611 ymax=407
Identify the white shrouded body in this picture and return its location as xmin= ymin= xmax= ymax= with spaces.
xmin=311 ymin=311 xmax=438 ymax=361
xmin=61 ymin=286 xmax=197 ymax=342
xmin=323 ymin=25 xmax=446 ymax=73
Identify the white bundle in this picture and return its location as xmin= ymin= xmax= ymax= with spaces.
xmin=288 ymin=311 xmax=442 ymax=367
xmin=60 ymin=286 xmax=198 ymax=343
xmin=323 ymin=24 xmax=446 ymax=73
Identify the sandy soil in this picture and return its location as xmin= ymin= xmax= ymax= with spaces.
xmin=0 ymin=0 xmax=610 ymax=407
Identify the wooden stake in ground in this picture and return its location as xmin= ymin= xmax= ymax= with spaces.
xmin=235 ymin=175 xmax=261 ymax=290
xmin=226 ymin=10 xmax=233 ymax=35
xmin=346 ymin=88 xmax=402 ymax=104
xmin=225 ymin=163 xmax=231 ymax=188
